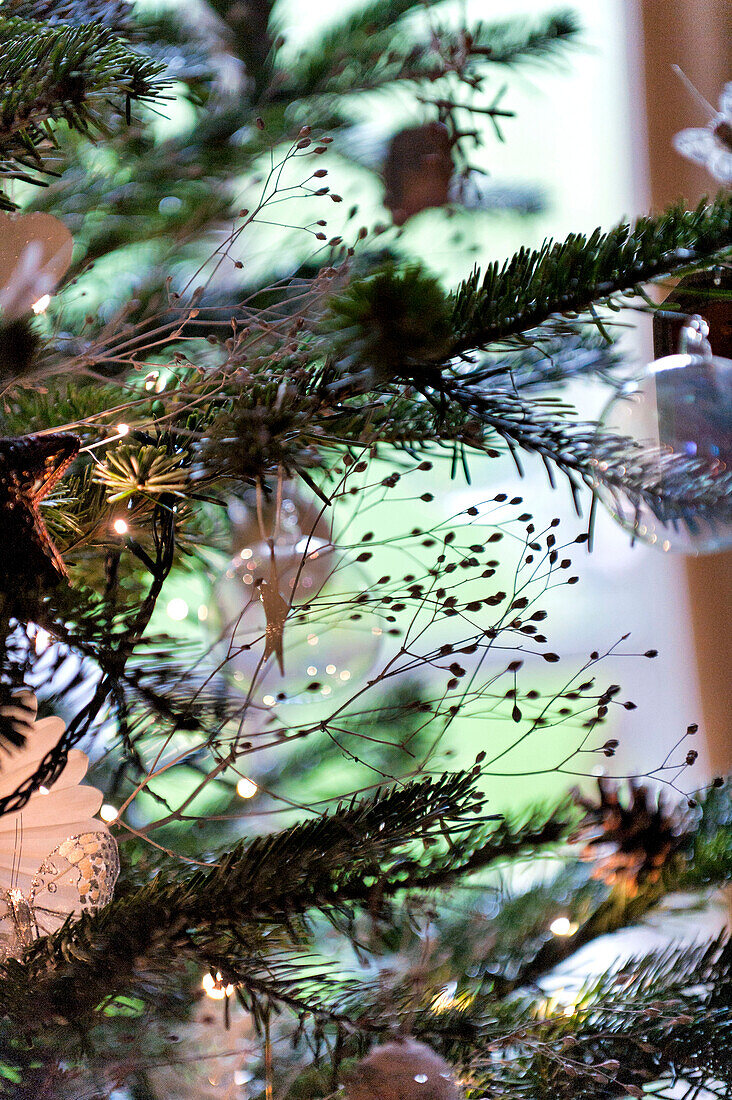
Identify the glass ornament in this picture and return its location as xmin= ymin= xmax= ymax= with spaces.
xmin=211 ymin=487 xmax=383 ymax=706
xmin=599 ymin=316 xmax=732 ymax=554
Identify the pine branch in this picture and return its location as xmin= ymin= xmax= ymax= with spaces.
xmin=483 ymin=781 xmax=732 ymax=997
xmin=0 ymin=774 xmax=484 ymax=1027
xmin=382 ymin=806 xmax=569 ymax=892
xmin=0 ymin=15 xmax=168 ymax=204
xmin=469 ymin=332 xmax=623 ymax=390
xmin=439 ymin=381 xmax=732 ymax=526
xmin=415 ymin=935 xmax=732 ymax=1098
xmin=2 ymin=0 xmax=135 ymax=33
xmin=324 ymin=240 xmax=732 ymax=528
xmin=285 ymin=8 xmax=579 ymax=99
xmin=450 ymin=195 xmax=732 ymax=352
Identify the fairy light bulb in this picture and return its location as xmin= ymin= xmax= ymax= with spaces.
xmin=112 ymin=518 xmax=128 ymax=535
xmin=550 ymin=916 xmax=577 ymax=936
xmin=166 ymin=597 xmax=189 ymax=622
xmin=100 ymin=804 xmax=118 ymax=823
xmin=202 ymin=971 xmax=234 ymax=999
xmin=236 ymin=776 xmax=257 ymax=799
xmin=116 ymin=423 xmax=130 ymax=437
xmin=31 ymin=293 xmax=51 ymax=315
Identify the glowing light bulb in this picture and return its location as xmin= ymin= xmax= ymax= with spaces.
xmin=116 ymin=423 xmax=130 ymax=436
xmin=262 ymin=694 xmax=275 ymax=706
xmin=202 ymin=971 xmax=234 ymax=999
xmin=197 ymin=604 xmax=208 ymax=621
xmin=39 ymin=785 xmax=50 ymax=795
xmin=166 ymin=597 xmax=189 ymax=621
xmin=113 ymin=518 xmax=128 ymax=535
xmin=31 ymin=293 xmax=51 ymax=315
xmin=100 ymin=804 xmax=119 ymax=823
xmin=236 ymin=776 xmax=258 ymax=799
xmin=550 ymin=916 xmax=577 ymax=937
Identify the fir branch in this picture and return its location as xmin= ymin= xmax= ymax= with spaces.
xmin=439 ymin=381 xmax=732 ymax=526
xmin=286 ymin=8 xmax=579 ymax=99
xmin=2 ymin=0 xmax=135 ymax=33
xmin=487 ymin=782 xmax=732 ymax=997
xmin=324 ymin=247 xmax=732 ymax=527
xmin=0 ymin=774 xmax=485 ymax=1029
xmin=0 ymin=15 xmax=168 ymax=202
xmin=470 ymin=332 xmax=623 ymax=390
xmin=449 ymin=195 xmax=732 ymax=352
xmin=379 ymin=805 xmax=569 ymax=892
xmin=682 ymin=779 xmax=732 ymax=886
xmin=417 ymin=935 xmax=732 ymax=1098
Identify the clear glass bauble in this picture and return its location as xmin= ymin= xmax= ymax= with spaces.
xmin=599 ymin=327 xmax=732 ymax=554
xmin=211 ymin=488 xmax=384 ymax=706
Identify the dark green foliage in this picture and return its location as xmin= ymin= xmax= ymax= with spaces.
xmin=326 ymin=265 xmax=453 ymax=385
xmin=450 ymin=195 xmax=732 ymax=352
xmin=0 ymin=14 xmax=168 ymax=205
xmin=200 ymin=386 xmax=325 ymax=484
xmin=0 ymin=774 xmax=488 ymax=1031
xmin=2 ymin=0 xmax=732 ymax=1094
xmin=2 ymin=0 xmax=135 ymax=31
xmin=0 ymin=318 xmax=40 ymax=383
xmin=285 ymin=7 xmax=580 ymax=100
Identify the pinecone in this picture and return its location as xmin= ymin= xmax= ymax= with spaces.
xmin=569 ymin=778 xmax=691 ymax=890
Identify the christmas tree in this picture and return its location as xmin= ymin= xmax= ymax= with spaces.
xmin=0 ymin=1 xmax=731 ymax=1096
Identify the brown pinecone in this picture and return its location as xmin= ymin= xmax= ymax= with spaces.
xmin=569 ymin=778 xmax=691 ymax=890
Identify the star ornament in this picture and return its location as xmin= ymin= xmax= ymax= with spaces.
xmin=0 ymin=433 xmax=80 ymax=587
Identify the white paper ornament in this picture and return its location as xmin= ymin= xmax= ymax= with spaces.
xmin=345 ymin=1038 xmax=461 ymax=1100
xmin=672 ymin=78 xmax=732 ymax=185
xmin=0 ymin=692 xmax=119 ymax=961
xmin=599 ymin=316 xmax=732 ymax=554
xmin=0 ymin=211 xmax=73 ymax=320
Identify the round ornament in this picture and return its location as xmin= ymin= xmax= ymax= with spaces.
xmin=212 ymin=487 xmax=383 ymax=705
xmin=345 ymin=1037 xmax=460 ymax=1100
xmin=599 ymin=316 xmax=732 ymax=553
xmin=226 ymin=488 xmax=335 ymax=599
